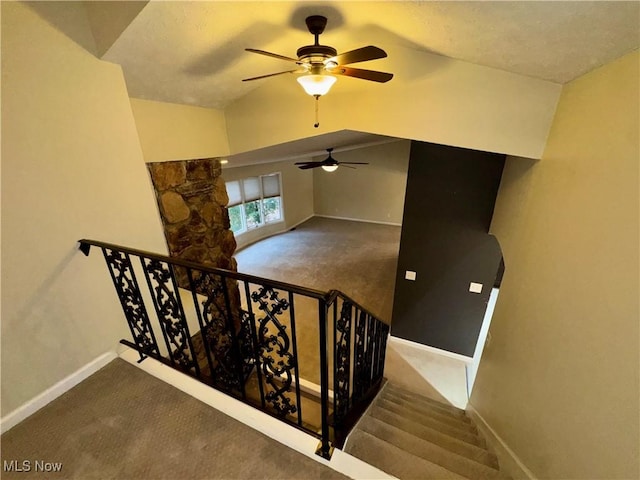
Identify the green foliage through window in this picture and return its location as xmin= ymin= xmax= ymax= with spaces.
xmin=245 ymin=200 xmax=263 ymax=230
xmin=225 ymin=173 xmax=282 ymax=236
xmin=228 ymin=205 xmax=244 ymax=233
xmin=262 ymin=197 xmax=281 ymax=222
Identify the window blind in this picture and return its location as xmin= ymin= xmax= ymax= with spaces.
xmin=226 ymin=181 xmax=242 ymax=207
xmin=242 ymin=177 xmax=261 ymax=202
xmin=262 ymin=174 xmax=280 ymax=198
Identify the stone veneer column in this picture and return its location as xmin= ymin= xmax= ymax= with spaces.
xmin=147 ymin=158 xmax=237 ymax=273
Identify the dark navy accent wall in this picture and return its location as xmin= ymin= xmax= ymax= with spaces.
xmin=391 ymin=141 xmax=505 ymax=357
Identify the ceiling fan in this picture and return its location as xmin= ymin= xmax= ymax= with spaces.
xmin=295 ymin=148 xmax=369 ymax=172
xmin=243 ymin=15 xmax=393 ymax=126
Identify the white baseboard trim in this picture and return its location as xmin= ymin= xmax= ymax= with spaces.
xmin=291 ymin=214 xmax=315 ymax=228
xmin=389 ymin=335 xmax=473 ymax=364
xmin=119 ymin=348 xmax=394 ymax=480
xmin=466 ymin=404 xmax=537 ymax=480
xmin=235 ymin=214 xmax=315 ymax=252
xmin=314 ymin=214 xmax=402 ymax=227
xmin=0 ymin=351 xmax=118 ymax=434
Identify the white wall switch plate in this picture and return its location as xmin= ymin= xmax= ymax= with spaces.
xmin=405 ymin=270 xmax=417 ymax=281
xmin=469 ymin=282 xmax=483 ymax=293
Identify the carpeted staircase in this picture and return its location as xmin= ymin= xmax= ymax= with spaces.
xmin=344 ymin=382 xmax=509 ymax=479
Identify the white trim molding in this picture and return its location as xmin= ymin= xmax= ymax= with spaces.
xmin=389 ymin=335 xmax=474 ymax=364
xmin=314 ymin=214 xmax=402 ymax=227
xmin=0 ymin=351 xmax=118 ymax=434
xmin=234 ymin=214 xmax=315 ymax=252
xmin=466 ymin=404 xmax=538 ymax=480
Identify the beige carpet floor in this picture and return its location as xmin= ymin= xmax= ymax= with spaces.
xmin=235 ymin=216 xmax=401 ymax=322
xmin=0 ymin=359 xmax=347 ymax=480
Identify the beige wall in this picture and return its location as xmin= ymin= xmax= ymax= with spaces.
xmin=1 ymin=2 xmax=167 ymax=415
xmin=224 ymin=46 xmax=561 ymax=160
xmin=313 ymin=140 xmax=410 ymax=224
xmin=471 ymin=50 xmax=639 ymax=479
xmin=222 ymin=160 xmax=314 ymax=250
xmin=130 ymin=98 xmax=229 ymax=163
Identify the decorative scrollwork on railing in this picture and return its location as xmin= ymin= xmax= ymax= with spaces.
xmin=334 ymin=300 xmax=353 ymax=423
xmin=352 ymin=310 xmax=368 ymax=401
xmin=251 ymin=286 xmax=298 ymax=418
xmin=191 ymin=271 xmax=240 ymax=392
xmin=238 ymin=309 xmax=256 ymax=380
xmin=103 ymin=248 xmax=158 ymax=356
xmin=143 ymin=259 xmax=198 ymax=374
xmin=362 ymin=315 xmax=376 ymax=393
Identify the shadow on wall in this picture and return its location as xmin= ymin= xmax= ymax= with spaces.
xmin=25 ymin=1 xmax=99 ymax=55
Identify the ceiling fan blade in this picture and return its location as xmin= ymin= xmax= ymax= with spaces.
xmin=339 ymin=162 xmax=369 ymax=165
xmin=245 ymin=48 xmax=301 ymax=63
xmin=328 ymin=46 xmax=387 ymax=66
xmin=296 ymin=163 xmax=323 ymax=170
xmin=331 ymin=66 xmax=393 ymax=83
xmin=242 ymin=70 xmax=302 ymax=82
xmin=340 ymin=165 xmax=357 ymax=169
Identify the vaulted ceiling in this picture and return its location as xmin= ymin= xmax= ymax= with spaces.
xmin=94 ymin=1 xmax=640 ymax=110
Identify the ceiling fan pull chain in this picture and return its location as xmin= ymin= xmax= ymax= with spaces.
xmin=314 ymin=94 xmax=320 ymax=128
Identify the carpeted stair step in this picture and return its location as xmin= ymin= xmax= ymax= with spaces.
xmin=370 ymin=404 xmax=487 ymax=448
xmin=376 ymin=397 xmax=479 ymax=438
xmin=383 ymin=387 xmax=470 ymax=422
xmin=345 ymin=429 xmax=470 ymax=480
xmin=380 ymin=392 xmax=474 ymax=430
xmin=385 ymin=382 xmax=467 ymax=416
xmin=360 ymin=412 xmax=498 ymax=468
xmin=357 ymin=415 xmax=503 ymax=477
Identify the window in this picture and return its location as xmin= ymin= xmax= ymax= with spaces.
xmin=226 ymin=173 xmax=283 ymax=235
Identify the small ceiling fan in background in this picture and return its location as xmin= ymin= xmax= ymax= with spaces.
xmin=244 ymin=15 xmax=393 ymax=127
xmin=295 ymin=148 xmax=369 ymax=172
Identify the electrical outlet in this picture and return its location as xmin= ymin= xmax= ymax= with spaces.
xmin=405 ymin=270 xmax=417 ymax=281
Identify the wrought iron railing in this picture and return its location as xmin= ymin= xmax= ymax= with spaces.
xmin=79 ymin=239 xmax=389 ymax=458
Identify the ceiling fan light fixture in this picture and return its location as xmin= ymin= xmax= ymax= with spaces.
xmin=321 ymin=164 xmax=339 ymax=172
xmin=297 ymin=74 xmax=337 ymax=96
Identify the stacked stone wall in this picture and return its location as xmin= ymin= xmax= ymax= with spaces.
xmin=147 ymin=158 xmax=237 ymax=272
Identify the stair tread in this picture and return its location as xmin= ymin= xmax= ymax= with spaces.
xmin=376 ymin=397 xmax=479 ymax=436
xmin=345 ymin=429 xmax=471 ymax=480
xmin=370 ymin=404 xmax=486 ymax=448
xmin=381 ymin=392 xmax=474 ymax=429
xmin=381 ymin=390 xmax=471 ymax=423
xmin=385 ymin=385 xmax=468 ymax=417
xmin=358 ymin=415 xmax=502 ymax=476
xmin=385 ymin=383 xmax=468 ymax=416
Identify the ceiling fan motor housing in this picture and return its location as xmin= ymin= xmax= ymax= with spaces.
xmin=296 ymin=45 xmax=337 ymax=60
xmin=305 ymin=15 xmax=328 ymax=36
xmin=298 ymin=15 xmax=337 ymax=69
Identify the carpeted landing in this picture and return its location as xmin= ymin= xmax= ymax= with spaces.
xmin=344 ymin=382 xmax=510 ymax=479
xmin=0 ymin=359 xmax=347 ymax=480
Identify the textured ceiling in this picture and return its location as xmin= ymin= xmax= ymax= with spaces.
xmin=102 ymin=1 xmax=640 ymax=109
